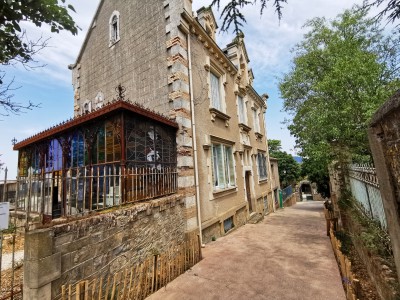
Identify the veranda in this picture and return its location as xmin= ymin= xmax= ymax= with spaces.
xmin=13 ymin=99 xmax=178 ymax=223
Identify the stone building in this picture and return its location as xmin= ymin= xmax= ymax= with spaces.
xmin=13 ymin=1 xmax=277 ymax=298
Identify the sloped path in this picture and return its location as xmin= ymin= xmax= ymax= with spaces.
xmin=148 ymin=201 xmax=346 ymax=300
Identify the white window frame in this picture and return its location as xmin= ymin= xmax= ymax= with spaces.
xmin=253 ymin=106 xmax=260 ymax=133
xmin=211 ymin=142 xmax=236 ymax=190
xmin=257 ymin=152 xmax=268 ymax=181
xmin=109 ymin=11 xmax=120 ymax=46
xmin=209 ymin=65 xmax=226 ymax=113
xmin=237 ymin=95 xmax=247 ymax=125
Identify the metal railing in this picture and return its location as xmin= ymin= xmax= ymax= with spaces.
xmin=13 ymin=163 xmax=178 ymax=221
xmin=282 ymin=185 xmax=293 ymax=203
xmin=348 ymin=164 xmax=386 ymax=228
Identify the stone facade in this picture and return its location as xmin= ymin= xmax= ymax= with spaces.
xmin=368 ymin=90 xmax=400 ymax=283
xmin=23 ymin=2 xmax=279 ymax=298
xmin=69 ymin=1 xmax=275 ymax=241
xmin=24 ymin=195 xmax=185 ymax=299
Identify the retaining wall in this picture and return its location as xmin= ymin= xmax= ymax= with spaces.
xmin=23 ymin=194 xmax=186 ymax=300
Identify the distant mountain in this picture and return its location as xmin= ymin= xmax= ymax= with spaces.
xmin=293 ymin=156 xmax=303 ymax=164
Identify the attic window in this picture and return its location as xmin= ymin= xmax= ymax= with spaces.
xmin=109 ymin=11 xmax=120 ymax=46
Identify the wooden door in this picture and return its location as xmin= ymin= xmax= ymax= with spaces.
xmin=245 ymin=171 xmax=253 ymax=212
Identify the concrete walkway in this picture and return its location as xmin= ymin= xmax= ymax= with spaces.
xmin=148 ymin=201 xmax=346 ymax=300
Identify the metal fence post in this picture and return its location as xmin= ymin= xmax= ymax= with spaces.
xmin=2 ymin=167 xmax=7 ymax=202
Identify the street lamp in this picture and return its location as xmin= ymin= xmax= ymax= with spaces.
xmin=11 ymin=137 xmax=17 ymax=146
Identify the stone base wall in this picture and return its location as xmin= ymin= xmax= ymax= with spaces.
xmin=201 ymin=203 xmax=248 ymax=244
xmin=283 ymin=193 xmax=298 ymax=208
xmin=346 ymin=212 xmax=400 ymax=300
xmin=202 ymin=222 xmax=221 ymax=244
xmin=256 ymin=197 xmax=264 ymax=214
xmin=235 ymin=206 xmax=247 ymax=227
xmin=23 ymin=194 xmax=185 ymax=300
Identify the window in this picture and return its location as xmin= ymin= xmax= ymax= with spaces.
xmin=83 ymin=101 xmax=92 ymax=114
xmin=257 ymin=152 xmax=268 ymax=180
xmin=238 ymin=95 xmax=246 ymax=124
xmin=212 ymin=143 xmax=235 ymax=190
xmin=253 ymin=108 xmax=260 ymax=133
xmin=109 ymin=11 xmax=120 ymax=46
xmin=210 ymin=71 xmax=222 ymax=111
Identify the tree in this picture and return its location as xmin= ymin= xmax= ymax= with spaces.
xmin=365 ymin=0 xmax=400 ymax=27
xmin=279 ymin=6 xmax=400 ymax=186
xmin=210 ymin=0 xmax=286 ymax=33
xmin=210 ymin=0 xmax=400 ymax=34
xmin=268 ymin=139 xmax=301 ymax=187
xmin=0 ymin=0 xmax=79 ymax=116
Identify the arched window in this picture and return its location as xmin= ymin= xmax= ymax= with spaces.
xmin=109 ymin=11 xmax=120 ymax=46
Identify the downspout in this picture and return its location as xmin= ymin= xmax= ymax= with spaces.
xmin=262 ymin=98 xmax=276 ymax=212
xmin=187 ymin=32 xmax=204 ymax=246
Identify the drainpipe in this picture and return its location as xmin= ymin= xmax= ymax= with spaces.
xmin=263 ymin=102 xmax=276 ymax=212
xmin=187 ymin=31 xmax=204 ymax=247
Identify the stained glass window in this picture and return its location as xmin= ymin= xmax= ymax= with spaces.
xmin=46 ymin=139 xmax=62 ymax=172
xmin=18 ymin=150 xmax=29 ymax=177
xmin=71 ymin=132 xmax=85 ymax=168
xmin=125 ymin=115 xmax=176 ymax=168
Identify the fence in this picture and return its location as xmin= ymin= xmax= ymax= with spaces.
xmin=13 ymin=164 xmax=177 ymax=222
xmin=58 ymin=233 xmax=202 ymax=300
xmin=281 ymin=185 xmax=293 ymax=203
xmin=0 ymin=168 xmax=24 ymax=300
xmin=347 ymin=164 xmax=386 ymax=228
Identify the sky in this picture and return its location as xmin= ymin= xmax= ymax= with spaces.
xmin=0 ymin=0 xmax=368 ymax=180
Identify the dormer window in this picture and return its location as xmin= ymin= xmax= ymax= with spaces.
xmin=109 ymin=11 xmax=120 ymax=46
xmin=83 ymin=100 xmax=92 ymax=114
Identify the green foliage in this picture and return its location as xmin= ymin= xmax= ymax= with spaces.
xmin=268 ymin=139 xmax=301 ymax=187
xmin=365 ymin=0 xmax=400 ymax=27
xmin=267 ymin=139 xmax=282 ymax=153
xmin=209 ymin=1 xmax=400 ymax=34
xmin=300 ymin=157 xmax=330 ymax=197
xmin=354 ymin=207 xmax=393 ymax=258
xmin=0 ymin=0 xmax=78 ymax=64
xmin=340 ymin=192 xmax=393 ymax=258
xmin=335 ymin=230 xmax=353 ymax=256
xmin=279 ymin=6 xmax=400 ymax=178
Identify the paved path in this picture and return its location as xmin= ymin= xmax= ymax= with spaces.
xmin=148 ymin=201 xmax=346 ymax=300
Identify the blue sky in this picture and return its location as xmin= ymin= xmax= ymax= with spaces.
xmin=0 ymin=0 xmax=366 ymax=179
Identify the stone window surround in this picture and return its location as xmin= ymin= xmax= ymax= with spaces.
xmin=236 ymin=89 xmax=251 ymax=132
xmin=256 ymin=151 xmax=268 ymax=182
xmin=206 ymin=136 xmax=237 ymax=196
xmin=109 ymin=11 xmax=121 ymax=47
xmin=205 ymin=59 xmax=228 ymax=120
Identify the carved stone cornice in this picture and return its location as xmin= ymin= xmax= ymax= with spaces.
xmin=246 ymin=85 xmax=266 ymax=109
xmin=189 ymin=21 xmax=237 ymax=77
xmin=239 ymin=123 xmax=251 ymax=133
xmin=209 ymin=108 xmax=231 ymax=127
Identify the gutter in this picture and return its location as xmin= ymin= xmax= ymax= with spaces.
xmin=187 ymin=31 xmax=204 ymax=247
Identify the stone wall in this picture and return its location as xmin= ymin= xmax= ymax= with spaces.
xmin=202 ymin=222 xmax=221 ymax=244
xmin=23 ymin=195 xmax=185 ymax=300
xmin=346 ymin=212 xmax=399 ymax=300
xmin=283 ymin=193 xmax=297 ymax=208
xmin=368 ymin=90 xmax=400 ymax=283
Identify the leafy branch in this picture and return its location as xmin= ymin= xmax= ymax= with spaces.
xmin=211 ymin=0 xmax=287 ymax=33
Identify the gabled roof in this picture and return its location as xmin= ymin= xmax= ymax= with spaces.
xmin=13 ymin=99 xmax=178 ymax=150
xmin=69 ymin=0 xmax=105 ymax=68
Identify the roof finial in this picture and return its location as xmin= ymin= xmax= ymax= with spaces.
xmin=115 ymin=84 xmax=126 ymax=101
